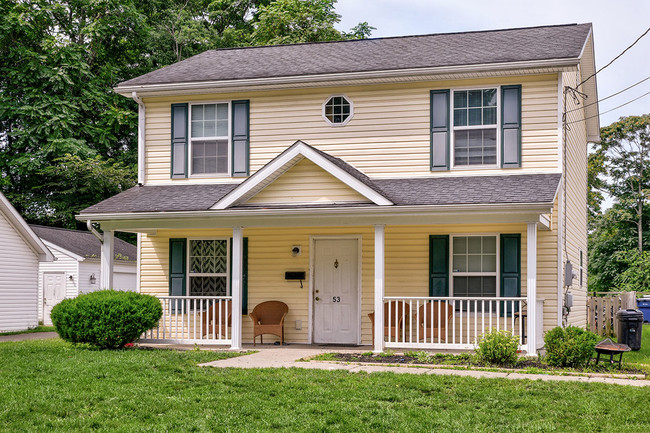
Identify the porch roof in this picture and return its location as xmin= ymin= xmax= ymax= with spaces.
xmin=79 ymin=173 xmax=561 ymax=216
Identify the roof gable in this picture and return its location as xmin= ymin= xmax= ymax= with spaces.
xmin=0 ymin=193 xmax=53 ymax=262
xmin=212 ymin=141 xmax=393 ymax=209
xmin=243 ymin=158 xmax=371 ymax=206
xmin=117 ymin=24 xmax=592 ymax=90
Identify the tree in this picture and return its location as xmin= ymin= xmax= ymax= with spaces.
xmin=0 ymin=0 xmax=374 ymax=229
xmin=588 ymin=114 xmax=650 ymax=292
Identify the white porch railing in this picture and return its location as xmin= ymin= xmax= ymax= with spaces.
xmin=383 ymin=296 xmax=528 ymax=350
xmin=140 ymin=296 xmax=233 ymax=345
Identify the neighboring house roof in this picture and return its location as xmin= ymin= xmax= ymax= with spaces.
xmin=79 ymin=173 xmax=561 ymax=215
xmin=0 ymin=193 xmax=53 ymax=262
xmin=117 ymin=23 xmax=592 ymax=89
xmin=30 ymin=225 xmax=137 ymax=262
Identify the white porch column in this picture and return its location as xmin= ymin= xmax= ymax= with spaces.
xmin=100 ymin=230 xmax=115 ymax=290
xmin=373 ymin=224 xmax=385 ymax=353
xmin=527 ymin=222 xmax=538 ymax=355
xmin=231 ymin=227 xmax=243 ymax=350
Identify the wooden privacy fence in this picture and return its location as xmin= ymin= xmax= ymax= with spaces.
xmin=587 ymin=291 xmax=637 ymax=337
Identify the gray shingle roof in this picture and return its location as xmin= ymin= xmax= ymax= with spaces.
xmin=79 ymin=173 xmax=560 ymax=215
xmin=118 ymin=24 xmax=591 ymax=88
xmin=30 ymin=225 xmax=137 ymax=262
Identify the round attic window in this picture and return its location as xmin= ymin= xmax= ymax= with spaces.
xmin=323 ymin=95 xmax=353 ymax=126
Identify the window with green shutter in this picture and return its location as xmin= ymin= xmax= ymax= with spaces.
xmin=170 ymin=100 xmax=249 ymax=179
xmin=433 ymin=85 xmax=522 ymax=170
xmin=168 ymin=237 xmax=249 ymax=315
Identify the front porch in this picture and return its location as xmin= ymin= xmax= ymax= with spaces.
xmin=126 ymin=222 xmax=548 ymax=354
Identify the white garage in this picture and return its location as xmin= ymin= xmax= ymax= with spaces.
xmin=30 ymin=225 xmax=137 ymax=326
xmin=0 ymin=193 xmax=54 ymax=332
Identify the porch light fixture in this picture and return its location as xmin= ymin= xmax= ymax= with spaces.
xmin=291 ymin=246 xmax=301 ymax=256
xmin=89 ymin=273 xmax=96 ymax=285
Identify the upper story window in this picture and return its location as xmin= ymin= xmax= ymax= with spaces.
xmin=430 ymin=85 xmax=521 ymax=171
xmin=171 ymin=100 xmax=249 ymax=179
xmin=323 ymin=95 xmax=353 ymax=126
xmin=190 ymin=103 xmax=230 ymax=176
xmin=452 ymin=89 xmax=498 ymax=167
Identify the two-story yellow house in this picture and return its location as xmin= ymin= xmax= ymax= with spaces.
xmin=79 ymin=23 xmax=598 ymax=354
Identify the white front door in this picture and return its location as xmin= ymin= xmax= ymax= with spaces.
xmin=313 ymin=239 xmax=359 ymax=344
xmin=43 ymin=272 xmax=65 ymax=326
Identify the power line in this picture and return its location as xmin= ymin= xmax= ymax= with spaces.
xmin=565 ymin=90 xmax=650 ymax=125
xmin=577 ymin=26 xmax=650 ymax=88
xmin=564 ymin=74 xmax=650 ymax=114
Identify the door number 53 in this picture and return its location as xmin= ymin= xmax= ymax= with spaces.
xmin=332 ymin=296 xmax=341 ymax=303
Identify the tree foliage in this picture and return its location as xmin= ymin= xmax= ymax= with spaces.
xmin=0 ymin=0 xmax=372 ymax=229
xmin=588 ymin=114 xmax=650 ymax=292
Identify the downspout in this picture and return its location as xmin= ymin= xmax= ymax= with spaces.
xmin=132 ymin=92 xmax=145 ymax=185
xmin=87 ymin=220 xmax=103 ymax=242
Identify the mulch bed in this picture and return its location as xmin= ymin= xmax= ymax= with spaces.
xmin=326 ymin=353 xmax=647 ymax=375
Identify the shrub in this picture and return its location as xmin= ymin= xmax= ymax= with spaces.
xmin=51 ymin=290 xmax=162 ymax=349
xmin=544 ymin=326 xmax=599 ymax=368
xmin=475 ymin=328 xmax=520 ymax=366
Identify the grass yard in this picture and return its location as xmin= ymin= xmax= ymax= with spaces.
xmin=1 ymin=340 xmax=650 ymax=432
xmin=622 ymin=324 xmax=650 ymax=366
xmin=0 ymin=325 xmax=55 ymax=336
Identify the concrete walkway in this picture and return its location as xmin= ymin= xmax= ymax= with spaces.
xmin=0 ymin=332 xmax=58 ymax=342
xmin=199 ymin=346 xmax=650 ymax=387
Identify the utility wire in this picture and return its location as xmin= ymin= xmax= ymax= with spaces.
xmin=564 ymin=74 xmax=650 ymax=114
xmin=577 ymin=26 xmax=650 ymax=88
xmin=565 ymin=90 xmax=650 ymax=125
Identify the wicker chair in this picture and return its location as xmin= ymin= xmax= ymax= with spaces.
xmin=417 ymin=301 xmax=454 ymax=342
xmin=368 ymin=301 xmax=411 ymax=342
xmin=249 ymin=301 xmax=289 ymax=346
xmin=202 ymin=300 xmax=232 ymax=338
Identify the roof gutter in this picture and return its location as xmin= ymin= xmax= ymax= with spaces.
xmin=77 ymin=201 xmax=555 ymax=222
xmin=114 ymin=58 xmax=580 ymax=96
xmin=131 ymin=92 xmax=146 ymax=184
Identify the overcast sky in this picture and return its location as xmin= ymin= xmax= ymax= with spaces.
xmin=335 ymin=0 xmax=650 ymax=127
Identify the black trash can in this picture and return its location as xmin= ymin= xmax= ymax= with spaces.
xmin=616 ymin=309 xmax=644 ymax=351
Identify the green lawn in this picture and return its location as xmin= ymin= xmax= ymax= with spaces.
xmin=623 ymin=324 xmax=650 ymax=366
xmin=0 ymin=325 xmax=56 ymax=336
xmin=1 ymin=340 xmax=649 ymax=432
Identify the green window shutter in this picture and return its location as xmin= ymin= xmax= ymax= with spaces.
xmin=231 ymin=100 xmax=250 ymax=177
xmin=430 ymin=90 xmax=450 ymax=171
xmin=169 ymin=238 xmax=187 ymax=298
xmin=500 ymin=234 xmax=521 ymax=317
xmin=429 ymin=235 xmax=449 ymax=296
xmin=171 ymin=103 xmax=188 ymax=178
xmin=501 ymin=85 xmax=522 ymax=168
xmin=229 ymin=237 xmax=249 ymax=315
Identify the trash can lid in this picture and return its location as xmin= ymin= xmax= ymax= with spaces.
xmin=616 ymin=308 xmax=644 ymax=318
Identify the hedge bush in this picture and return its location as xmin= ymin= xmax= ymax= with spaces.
xmin=475 ymin=328 xmax=520 ymax=366
xmin=544 ymin=326 xmax=599 ymax=368
xmin=51 ymin=290 xmax=162 ymax=349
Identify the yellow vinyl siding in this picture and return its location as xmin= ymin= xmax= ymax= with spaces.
xmin=142 ymin=74 xmax=560 ymax=184
xmin=139 ymin=222 xmax=560 ymax=344
xmin=245 ymin=159 xmax=369 ymax=204
xmin=561 ymin=69 xmax=589 ymax=328
xmin=537 ymin=198 xmax=560 ymax=332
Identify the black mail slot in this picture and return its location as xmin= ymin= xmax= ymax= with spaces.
xmin=285 ymin=271 xmax=306 ymax=280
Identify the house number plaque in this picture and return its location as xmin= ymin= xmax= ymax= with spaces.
xmin=332 ymin=296 xmax=341 ymax=303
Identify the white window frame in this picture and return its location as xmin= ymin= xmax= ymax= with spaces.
xmin=449 ymin=233 xmax=500 ymax=298
xmin=188 ymin=101 xmax=232 ymax=178
xmin=451 ymin=86 xmax=501 ymax=169
xmin=322 ymin=94 xmax=354 ymax=127
xmin=186 ymin=237 xmax=231 ymax=297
